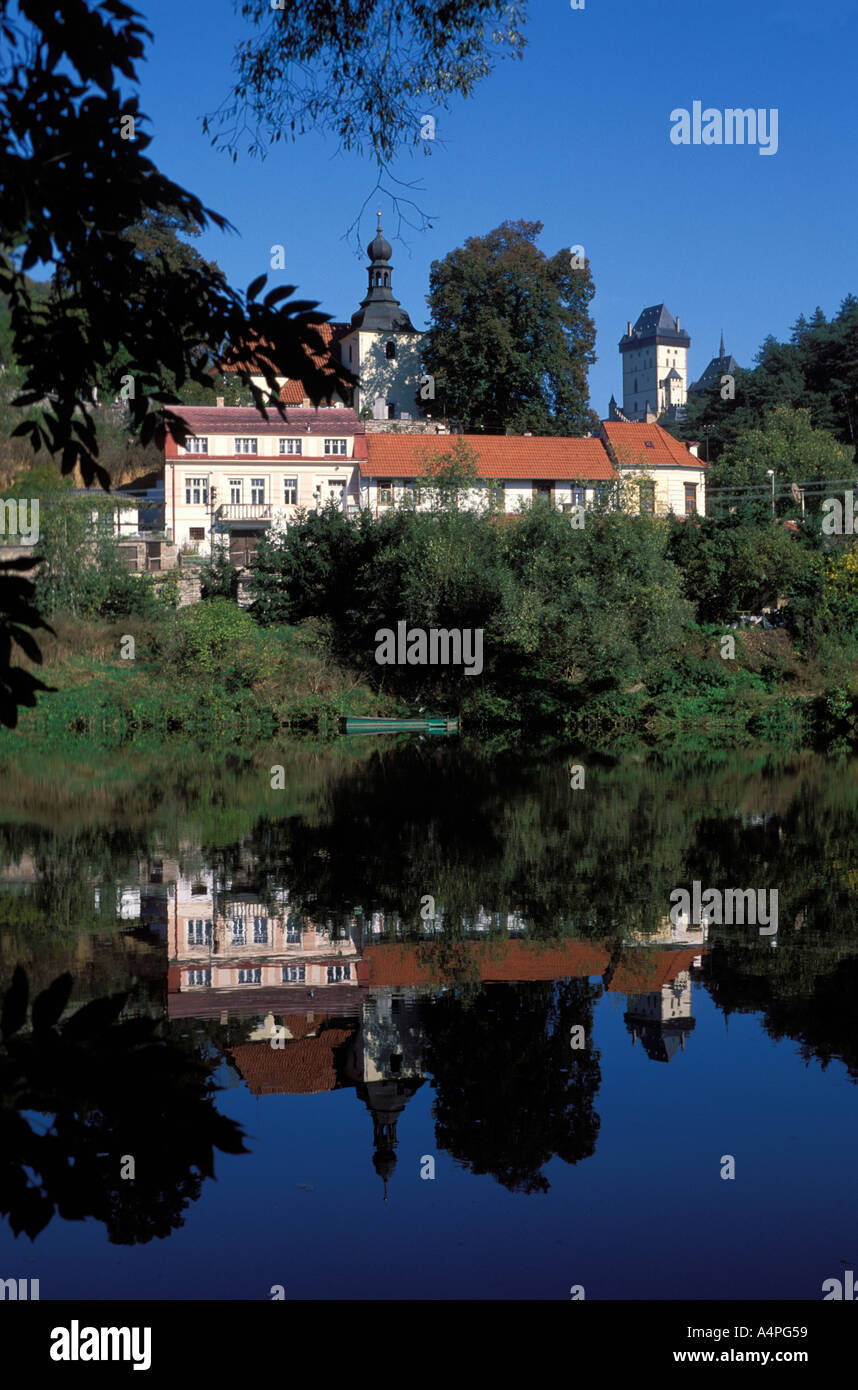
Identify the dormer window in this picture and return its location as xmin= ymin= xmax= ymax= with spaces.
xmin=386 ymin=340 xmax=396 ymax=360
xmin=644 ymin=440 xmax=654 ymax=449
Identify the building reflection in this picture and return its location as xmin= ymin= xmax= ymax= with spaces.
xmin=0 ymin=848 xmax=712 ymax=1195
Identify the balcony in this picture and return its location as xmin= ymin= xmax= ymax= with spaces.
xmin=217 ymin=503 xmax=273 ymax=523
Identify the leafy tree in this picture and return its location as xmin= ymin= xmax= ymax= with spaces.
xmin=200 ymin=547 xmax=240 ymax=601
xmin=207 ymin=0 xmax=527 ymax=168
xmin=0 ymin=0 xmax=354 ymax=485
xmin=249 ymin=504 xmax=382 ymax=627
xmin=414 ymin=436 xmax=481 ymax=510
xmin=0 ymin=0 xmax=357 ymax=721
xmin=710 ymin=405 xmax=854 ymax=495
xmin=422 ymin=220 xmax=598 ymax=434
xmin=667 ymin=509 xmax=816 ymax=624
xmin=34 ymin=493 xmax=169 ymax=620
xmin=668 ymin=295 xmax=858 ymax=462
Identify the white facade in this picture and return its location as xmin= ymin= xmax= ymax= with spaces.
xmin=164 ymin=413 xmax=363 ymax=555
xmin=338 ymin=327 xmax=423 ymax=420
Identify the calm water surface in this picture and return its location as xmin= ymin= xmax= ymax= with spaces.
xmin=0 ymin=738 xmax=855 ymax=1299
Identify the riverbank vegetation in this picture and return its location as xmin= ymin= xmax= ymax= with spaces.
xmin=7 ymin=475 xmax=858 ymax=742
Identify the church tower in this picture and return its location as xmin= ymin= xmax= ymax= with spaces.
xmin=616 ymin=305 xmax=691 ymax=422
xmin=338 ymin=213 xmax=423 ymax=421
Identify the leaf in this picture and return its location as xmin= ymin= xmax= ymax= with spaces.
xmin=31 ymin=974 xmax=73 ymax=1034
xmin=1 ymin=967 xmax=28 ymax=1040
xmin=61 ymin=992 xmax=128 ymax=1041
xmin=263 ymin=285 xmax=295 ymax=308
xmin=246 ymin=274 xmax=267 ymax=301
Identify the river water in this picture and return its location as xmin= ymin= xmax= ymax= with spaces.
xmin=0 ymin=737 xmax=855 ymax=1299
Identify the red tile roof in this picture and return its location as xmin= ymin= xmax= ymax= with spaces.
xmin=222 ymin=323 xmax=350 ymax=381
xmin=165 ymin=406 xmax=363 ymax=437
xmin=227 ymin=1026 xmax=355 ymax=1095
xmin=281 ymin=1013 xmax=321 ymax=1040
xmin=279 ymin=380 xmax=310 ymax=405
xmin=363 ymin=940 xmax=613 ymax=986
xmin=600 ymin=421 xmax=707 ymax=470
xmin=363 ymin=434 xmax=617 ymax=480
xmin=605 ymin=948 xmax=705 ymax=994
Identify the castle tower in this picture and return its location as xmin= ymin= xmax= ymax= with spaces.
xmin=618 ymin=305 xmax=691 ymax=422
xmin=338 ymin=212 xmax=423 ymax=422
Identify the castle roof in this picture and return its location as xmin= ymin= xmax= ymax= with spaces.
xmin=620 ymin=304 xmax=690 ymax=349
xmin=688 ymin=341 xmax=741 ymax=394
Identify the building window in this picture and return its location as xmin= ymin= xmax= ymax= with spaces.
xmin=285 ymin=914 xmax=301 ymax=944
xmin=238 ymin=968 xmax=262 ymax=984
xmin=253 ymin=916 xmax=268 ymax=944
xmin=185 ymin=477 xmax=208 ymax=505
xmin=324 ymin=438 xmax=347 ymax=455
xmin=385 ymin=340 xmax=396 ymax=360
xmin=486 ymin=481 xmax=504 ymax=506
xmin=187 ymin=969 xmax=211 ymax=987
xmin=231 ymin=919 xmax=246 ymax=946
xmin=348 ymin=345 xmax=353 ymax=363
xmin=187 ymin=919 xmax=212 ymax=946
xmin=379 ymin=482 xmax=393 ymax=505
xmin=634 ymin=379 xmax=638 ymax=393
xmin=279 ymin=438 xmax=302 ymax=455
xmin=250 ymin=478 xmax=265 ymax=504
xmin=282 ymin=965 xmax=306 ymax=982
xmin=235 ymin=438 xmax=258 ymax=454
xmin=594 ymin=486 xmax=608 ymax=507
xmin=326 ymin=963 xmax=351 ymax=982
xmin=640 ymin=481 xmax=655 ymax=514
xmin=644 ymin=440 xmax=654 ymax=449
xmin=572 ymin=487 xmax=586 ymax=506
xmin=229 ymin=478 xmax=243 ymax=504
xmin=684 ymin=483 xmax=697 ymax=516
xmin=387 ymin=403 xmax=396 ymax=419
xmin=185 ymin=437 xmax=208 ymax=454
xmin=189 ymin=527 xmax=205 ymax=541
xmin=403 ymin=480 xmax=419 ymax=504
xmin=283 ymin=477 xmax=298 ymax=505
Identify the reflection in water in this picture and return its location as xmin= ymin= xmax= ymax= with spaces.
xmin=0 ymin=741 xmax=856 ymax=1297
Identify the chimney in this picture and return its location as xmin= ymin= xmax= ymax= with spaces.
xmin=627 ymin=321 xmax=632 ymax=336
xmin=675 ymin=317 xmax=680 ymax=331
xmin=216 ymin=397 xmax=224 ymax=408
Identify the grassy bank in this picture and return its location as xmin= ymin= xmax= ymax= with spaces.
xmin=4 ymin=603 xmax=858 ymax=747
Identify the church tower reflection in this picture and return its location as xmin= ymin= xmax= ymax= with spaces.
xmin=345 ymin=991 xmax=427 ymax=1200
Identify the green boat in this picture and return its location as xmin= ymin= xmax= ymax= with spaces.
xmin=342 ymin=715 xmax=459 ymax=734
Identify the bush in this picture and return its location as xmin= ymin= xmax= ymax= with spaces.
xmin=166 ymin=598 xmax=264 ymax=686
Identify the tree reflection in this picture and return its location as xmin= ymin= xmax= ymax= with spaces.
xmin=0 ymin=968 xmax=247 ymax=1243
xmin=421 ymin=979 xmax=601 ymax=1194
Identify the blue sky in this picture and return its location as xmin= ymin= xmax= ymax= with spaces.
xmin=131 ymin=0 xmax=858 ymax=419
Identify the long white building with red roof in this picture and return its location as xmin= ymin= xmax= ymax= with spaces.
xmin=162 ymin=405 xmax=705 ymax=559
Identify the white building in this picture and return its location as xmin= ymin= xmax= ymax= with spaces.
xmin=162 ymin=405 xmax=366 ymax=561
